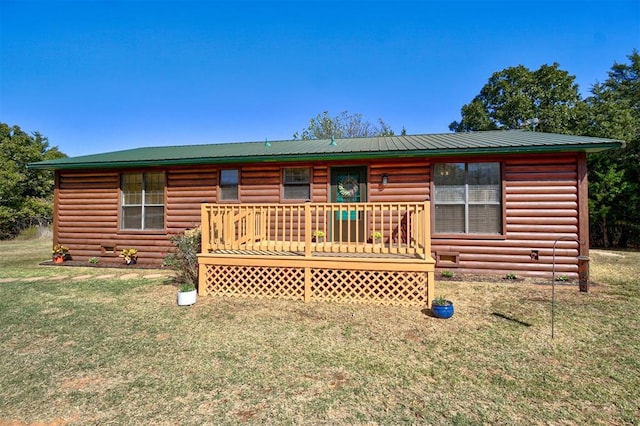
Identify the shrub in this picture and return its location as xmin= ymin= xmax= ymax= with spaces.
xmin=16 ymin=226 xmax=38 ymax=240
xmin=163 ymin=227 xmax=201 ymax=287
xmin=179 ymin=284 xmax=196 ymax=292
xmin=433 ymin=295 xmax=450 ymax=306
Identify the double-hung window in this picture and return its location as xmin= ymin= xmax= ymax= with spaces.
xmin=434 ymin=162 xmax=501 ymax=234
xmin=219 ymin=169 xmax=239 ymax=201
xmin=121 ymin=172 xmax=165 ymax=230
xmin=283 ymin=167 xmax=311 ymax=200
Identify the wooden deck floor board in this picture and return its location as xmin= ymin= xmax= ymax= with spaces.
xmin=208 ymin=249 xmax=419 ymax=260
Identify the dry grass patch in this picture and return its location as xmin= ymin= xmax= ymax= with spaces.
xmin=1 ymin=241 xmax=639 ymax=424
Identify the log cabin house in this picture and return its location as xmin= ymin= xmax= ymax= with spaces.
xmin=29 ymin=130 xmax=623 ymax=306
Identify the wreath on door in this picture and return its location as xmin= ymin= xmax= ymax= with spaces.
xmin=337 ymin=175 xmax=360 ymax=198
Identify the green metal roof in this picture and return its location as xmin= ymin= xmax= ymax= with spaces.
xmin=28 ymin=130 xmax=624 ymax=170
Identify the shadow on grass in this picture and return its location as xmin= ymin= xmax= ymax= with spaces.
xmin=491 ymin=312 xmax=532 ymax=327
xmin=420 ymin=307 xmax=456 ymax=319
xmin=421 ymin=307 xmax=437 ymax=318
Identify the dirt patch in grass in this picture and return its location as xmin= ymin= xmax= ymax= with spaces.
xmin=60 ymin=375 xmax=107 ymax=392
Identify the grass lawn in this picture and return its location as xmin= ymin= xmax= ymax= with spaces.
xmin=1 ymin=238 xmax=639 ymax=424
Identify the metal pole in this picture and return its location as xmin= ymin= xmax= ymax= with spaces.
xmin=551 ymin=236 xmax=582 ymax=339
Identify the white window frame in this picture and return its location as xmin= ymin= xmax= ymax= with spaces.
xmin=433 ymin=162 xmax=502 ymax=234
xmin=120 ymin=172 xmax=165 ymax=230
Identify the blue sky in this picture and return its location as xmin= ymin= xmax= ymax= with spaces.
xmin=1 ymin=1 xmax=639 ymax=157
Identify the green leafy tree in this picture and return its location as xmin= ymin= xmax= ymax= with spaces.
xmin=583 ymin=51 xmax=640 ymax=247
xmin=0 ymin=123 xmax=66 ymax=239
xmin=588 ymin=165 xmax=628 ymax=247
xmin=449 ymin=63 xmax=581 ymax=133
xmin=294 ymin=110 xmax=395 ymax=140
xmin=450 ymin=54 xmax=639 ymax=247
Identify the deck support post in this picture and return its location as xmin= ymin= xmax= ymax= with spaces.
xmin=197 ymin=262 xmax=206 ymax=296
xmin=422 ymin=200 xmax=431 ymax=255
xmin=304 ymin=267 xmax=311 ymax=303
xmin=304 ymin=201 xmax=312 ymax=258
xmin=304 ymin=202 xmax=312 ymax=303
xmin=427 ymin=270 xmax=434 ymax=308
xmin=201 ymin=203 xmax=210 ymax=252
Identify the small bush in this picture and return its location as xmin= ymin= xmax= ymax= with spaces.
xmin=179 ymin=284 xmax=196 ymax=292
xmin=163 ymin=227 xmax=201 ymax=287
xmin=15 ymin=226 xmax=38 ymax=240
xmin=433 ymin=295 xmax=449 ymax=306
xmin=505 ymin=273 xmax=518 ymax=280
xmin=441 ymin=270 xmax=455 ymax=278
xmin=88 ymin=257 xmax=99 ymax=264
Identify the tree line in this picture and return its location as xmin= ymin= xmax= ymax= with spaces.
xmin=2 ymin=50 xmax=637 ymax=246
xmin=0 ymin=123 xmax=66 ymax=239
xmin=449 ymin=50 xmax=639 ymax=248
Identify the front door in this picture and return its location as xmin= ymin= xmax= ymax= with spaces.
xmin=330 ymin=166 xmax=367 ymax=242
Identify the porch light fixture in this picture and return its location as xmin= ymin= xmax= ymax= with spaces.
xmin=381 ymin=174 xmax=388 ymax=185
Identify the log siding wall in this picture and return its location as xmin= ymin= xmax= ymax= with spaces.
xmin=430 ymin=153 xmax=583 ymax=278
xmin=53 ymin=153 xmax=586 ymax=276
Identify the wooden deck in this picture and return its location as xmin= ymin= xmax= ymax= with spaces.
xmin=210 ymin=244 xmax=422 ymax=259
xmin=198 ymin=202 xmax=436 ymax=307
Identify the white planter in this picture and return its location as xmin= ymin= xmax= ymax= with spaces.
xmin=177 ymin=289 xmax=197 ymax=306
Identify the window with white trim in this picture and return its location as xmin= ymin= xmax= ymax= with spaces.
xmin=434 ymin=162 xmax=501 ymax=234
xmin=121 ymin=172 xmax=165 ymax=230
xmin=283 ymin=167 xmax=311 ymax=200
xmin=219 ymin=169 xmax=239 ymax=201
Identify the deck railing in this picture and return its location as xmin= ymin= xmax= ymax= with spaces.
xmin=201 ymin=201 xmax=431 ymax=259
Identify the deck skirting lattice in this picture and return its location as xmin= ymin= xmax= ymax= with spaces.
xmin=203 ymin=264 xmax=305 ymax=301
xmin=310 ymin=268 xmax=427 ymax=306
xmin=200 ymin=261 xmax=429 ymax=306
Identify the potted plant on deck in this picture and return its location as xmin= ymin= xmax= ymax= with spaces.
xmin=431 ymin=296 xmax=454 ymax=319
xmin=312 ymin=230 xmax=325 ymax=243
xmin=52 ymin=244 xmax=69 ymax=263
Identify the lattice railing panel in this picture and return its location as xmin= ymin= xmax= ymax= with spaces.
xmin=311 ymin=268 xmax=426 ymax=306
xmin=202 ymin=265 xmax=305 ymax=301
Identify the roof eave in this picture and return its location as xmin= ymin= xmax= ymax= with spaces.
xmin=27 ymin=142 xmax=624 ymax=171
